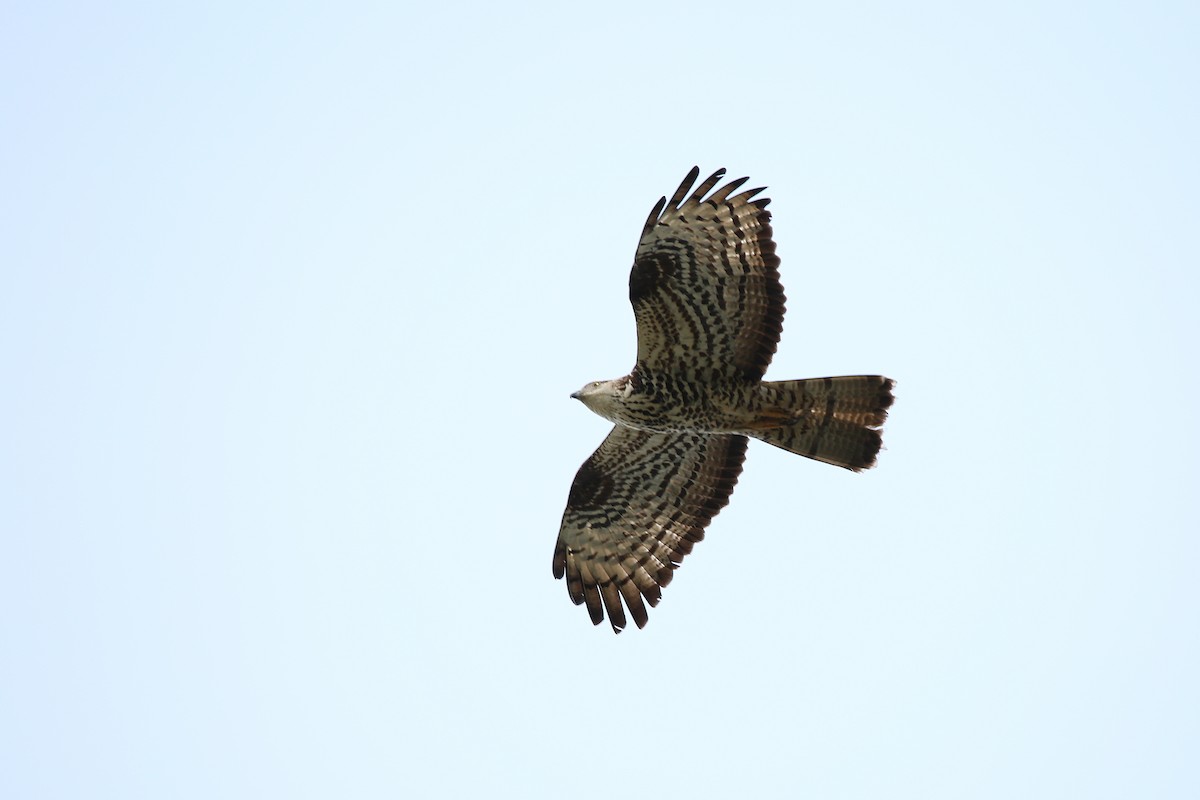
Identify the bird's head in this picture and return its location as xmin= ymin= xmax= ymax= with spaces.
xmin=570 ymin=377 xmax=629 ymax=422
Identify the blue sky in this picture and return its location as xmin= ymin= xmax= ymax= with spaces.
xmin=3 ymin=2 xmax=1197 ymax=798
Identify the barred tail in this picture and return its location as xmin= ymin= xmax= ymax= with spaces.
xmin=750 ymin=376 xmax=895 ymax=471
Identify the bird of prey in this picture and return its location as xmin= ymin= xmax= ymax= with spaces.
xmin=553 ymin=167 xmax=894 ymax=633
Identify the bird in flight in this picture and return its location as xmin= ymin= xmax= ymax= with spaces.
xmin=553 ymin=167 xmax=894 ymax=632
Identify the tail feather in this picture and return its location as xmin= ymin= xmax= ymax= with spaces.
xmin=750 ymin=376 xmax=894 ymax=471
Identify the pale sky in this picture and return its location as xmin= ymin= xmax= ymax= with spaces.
xmin=3 ymin=2 xmax=1198 ymax=798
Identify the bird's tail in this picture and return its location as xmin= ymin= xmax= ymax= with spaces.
xmin=748 ymin=376 xmax=895 ymax=471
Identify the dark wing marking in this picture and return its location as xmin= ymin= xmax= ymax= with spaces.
xmin=553 ymin=427 xmax=748 ymax=632
xmin=629 ymin=167 xmax=784 ymax=383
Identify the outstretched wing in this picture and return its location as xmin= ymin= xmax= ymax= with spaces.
xmin=553 ymin=427 xmax=747 ymax=632
xmin=629 ymin=167 xmax=784 ymax=383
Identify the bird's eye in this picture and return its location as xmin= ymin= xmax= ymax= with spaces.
xmin=592 ymin=381 xmax=601 ymax=387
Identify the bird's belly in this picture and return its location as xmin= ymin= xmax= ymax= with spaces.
xmin=602 ymin=393 xmax=758 ymax=434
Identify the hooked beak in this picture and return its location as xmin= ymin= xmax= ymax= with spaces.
xmin=569 ymin=391 xmax=581 ymax=400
